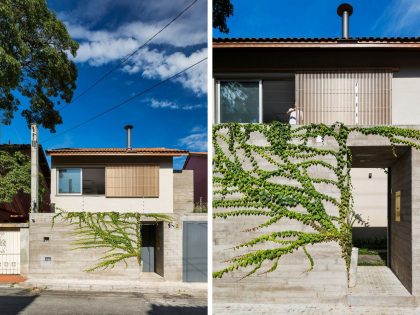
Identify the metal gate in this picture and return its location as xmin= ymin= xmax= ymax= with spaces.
xmin=183 ymin=221 xmax=207 ymax=282
xmin=0 ymin=230 xmax=20 ymax=274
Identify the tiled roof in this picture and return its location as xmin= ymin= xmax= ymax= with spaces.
xmin=213 ymin=37 xmax=420 ymax=48
xmin=46 ymin=148 xmax=188 ymax=156
xmin=188 ymin=152 xmax=208 ymax=156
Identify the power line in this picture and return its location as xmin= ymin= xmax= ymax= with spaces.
xmin=43 ymin=57 xmax=207 ymax=144
xmin=58 ymin=0 xmax=200 ymax=111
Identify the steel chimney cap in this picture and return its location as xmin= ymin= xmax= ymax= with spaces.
xmin=337 ymin=3 xmax=353 ymax=17
xmin=124 ymin=124 xmax=134 ymax=130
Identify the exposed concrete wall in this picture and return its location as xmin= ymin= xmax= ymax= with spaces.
xmin=213 ymin=126 xmax=420 ymax=303
xmin=173 ymin=170 xmax=194 ymax=213
xmin=28 ymin=213 xmax=206 ymax=283
xmin=213 ymin=130 xmax=348 ymax=303
xmin=390 ymin=149 xmax=412 ymax=293
xmin=20 ymin=227 xmax=29 ymax=277
xmin=411 ymin=150 xmax=420 ymax=296
xmin=29 ymin=213 xmax=141 ymax=281
xmin=164 ymin=213 xmax=207 ymax=282
xmin=50 ymin=157 xmax=174 ymax=213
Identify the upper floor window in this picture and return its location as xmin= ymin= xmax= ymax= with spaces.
xmin=58 ymin=167 xmax=105 ymax=195
xmin=216 ymin=78 xmax=295 ymax=124
xmin=57 ymin=165 xmax=159 ymax=197
xmin=219 ymin=81 xmax=261 ymax=123
xmin=83 ymin=168 xmax=105 ymax=195
xmin=58 ymin=168 xmax=82 ymax=194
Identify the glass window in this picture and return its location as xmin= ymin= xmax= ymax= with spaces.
xmin=58 ymin=168 xmax=81 ymax=194
xmin=219 ymin=81 xmax=260 ymax=123
xmin=83 ymin=168 xmax=105 ymax=195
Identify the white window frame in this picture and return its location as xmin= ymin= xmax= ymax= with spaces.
xmin=57 ymin=167 xmax=82 ymax=196
xmin=216 ymin=80 xmax=263 ymax=123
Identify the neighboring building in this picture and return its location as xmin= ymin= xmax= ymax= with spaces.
xmin=212 ymin=3 xmax=420 ymax=305
xmin=0 ymin=144 xmax=50 ymax=223
xmin=183 ymin=152 xmax=208 ymax=207
xmin=0 ymin=144 xmax=50 ymax=276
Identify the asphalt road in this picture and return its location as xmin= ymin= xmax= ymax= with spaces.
xmin=0 ymin=288 xmax=207 ymax=315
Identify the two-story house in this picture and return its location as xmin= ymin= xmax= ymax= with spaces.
xmin=24 ymin=126 xmax=207 ymax=286
xmin=213 ymin=3 xmax=420 ymax=306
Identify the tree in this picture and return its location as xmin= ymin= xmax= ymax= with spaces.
xmin=0 ymin=0 xmax=79 ymax=132
xmin=213 ymin=0 xmax=233 ymax=34
xmin=0 ymin=149 xmax=31 ymax=202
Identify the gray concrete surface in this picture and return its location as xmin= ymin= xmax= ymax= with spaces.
xmin=0 ymin=288 xmax=207 ymax=315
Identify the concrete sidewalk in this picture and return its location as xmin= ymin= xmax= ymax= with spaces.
xmin=15 ymin=278 xmax=207 ymax=297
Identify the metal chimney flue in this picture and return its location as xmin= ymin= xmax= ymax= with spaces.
xmin=124 ymin=124 xmax=133 ymax=149
xmin=337 ymin=3 xmax=353 ymax=39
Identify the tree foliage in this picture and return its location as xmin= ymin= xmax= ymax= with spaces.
xmin=213 ymin=122 xmax=420 ymax=278
xmin=54 ymin=211 xmax=172 ymax=272
xmin=0 ymin=0 xmax=79 ymax=132
xmin=0 ymin=148 xmax=46 ymax=206
xmin=213 ymin=0 xmax=233 ymax=33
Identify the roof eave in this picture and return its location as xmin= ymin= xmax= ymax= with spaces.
xmin=46 ymin=152 xmax=188 ymax=157
xmin=213 ymin=42 xmax=420 ymax=49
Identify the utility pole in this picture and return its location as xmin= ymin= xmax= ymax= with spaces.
xmin=31 ymin=124 xmax=39 ymax=213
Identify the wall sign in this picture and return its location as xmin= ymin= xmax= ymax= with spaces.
xmin=395 ymin=191 xmax=401 ymax=222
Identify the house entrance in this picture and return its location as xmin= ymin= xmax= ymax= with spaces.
xmin=141 ymin=222 xmax=163 ymax=275
xmin=350 ymin=146 xmax=412 ymax=294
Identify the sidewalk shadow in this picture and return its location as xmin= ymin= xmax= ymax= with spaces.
xmin=148 ymin=304 xmax=207 ymax=315
xmin=0 ymin=292 xmax=38 ymax=315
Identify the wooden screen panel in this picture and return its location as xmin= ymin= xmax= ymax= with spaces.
xmin=296 ymin=72 xmax=392 ymax=125
xmin=105 ymin=164 xmax=159 ymax=197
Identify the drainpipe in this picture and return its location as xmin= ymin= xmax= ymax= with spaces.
xmin=31 ymin=124 xmax=39 ymax=213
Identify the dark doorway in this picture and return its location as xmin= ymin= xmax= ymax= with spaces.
xmin=141 ymin=224 xmax=156 ymax=273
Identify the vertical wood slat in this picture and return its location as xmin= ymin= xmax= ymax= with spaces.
xmin=105 ymin=164 xmax=159 ymax=197
xmin=295 ymin=72 xmax=392 ymax=125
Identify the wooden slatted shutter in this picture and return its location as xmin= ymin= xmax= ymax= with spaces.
xmin=295 ymin=72 xmax=392 ymax=125
xmin=105 ymin=164 xmax=159 ymax=197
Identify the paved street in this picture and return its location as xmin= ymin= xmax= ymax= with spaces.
xmin=0 ymin=288 xmax=207 ymax=315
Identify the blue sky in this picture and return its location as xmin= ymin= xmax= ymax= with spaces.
xmin=213 ymin=0 xmax=420 ymax=38
xmin=1 ymin=0 xmax=207 ymax=169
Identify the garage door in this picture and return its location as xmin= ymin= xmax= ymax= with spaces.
xmin=183 ymin=221 xmax=207 ymax=282
xmin=0 ymin=230 xmax=20 ymax=274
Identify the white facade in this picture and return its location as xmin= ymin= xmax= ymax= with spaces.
xmin=50 ymin=158 xmax=174 ymax=213
xmin=392 ymin=66 xmax=420 ymax=125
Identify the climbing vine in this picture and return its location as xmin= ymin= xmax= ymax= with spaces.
xmin=213 ymin=122 xmax=420 ymax=278
xmin=53 ymin=211 xmax=172 ymax=272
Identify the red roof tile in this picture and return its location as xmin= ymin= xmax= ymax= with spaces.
xmin=46 ymin=148 xmax=188 ymax=157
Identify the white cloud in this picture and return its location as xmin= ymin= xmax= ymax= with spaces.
xmin=150 ymin=99 xmax=179 ymax=109
xmin=146 ymin=98 xmax=205 ymax=110
xmin=191 ymin=125 xmax=206 ymax=132
xmin=178 ymin=133 xmax=207 ymax=152
xmin=66 ymin=18 xmax=208 ymax=95
xmin=126 ymin=48 xmax=208 ymax=95
xmin=373 ymin=0 xmax=420 ymax=35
